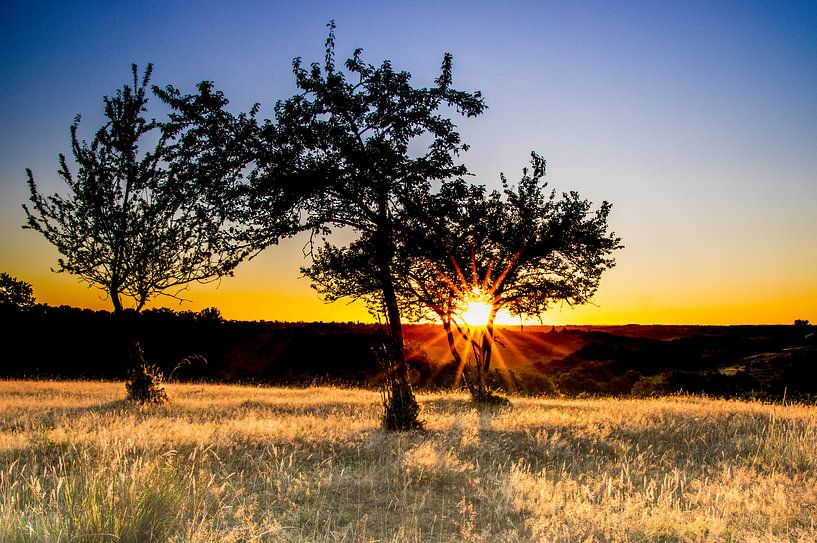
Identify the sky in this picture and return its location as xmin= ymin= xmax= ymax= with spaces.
xmin=1 ymin=0 xmax=816 ymax=325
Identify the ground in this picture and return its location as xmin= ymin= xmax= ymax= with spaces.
xmin=1 ymin=380 xmax=815 ymax=542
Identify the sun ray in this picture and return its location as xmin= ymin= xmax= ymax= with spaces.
xmin=492 ymin=328 xmax=536 ymax=375
xmin=489 ymin=247 xmax=524 ymax=295
xmin=408 ymin=326 xmax=466 ymax=384
xmin=448 ymin=255 xmax=470 ymax=294
xmin=482 ymin=257 xmax=495 ymax=292
xmin=470 ymin=245 xmax=478 ymax=287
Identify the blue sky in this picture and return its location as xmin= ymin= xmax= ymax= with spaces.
xmin=2 ymin=1 xmax=816 ymax=323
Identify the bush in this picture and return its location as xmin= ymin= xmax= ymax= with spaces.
xmin=125 ymin=343 xmax=168 ymax=404
xmin=375 ymin=341 xmax=423 ymax=431
xmin=631 ymin=375 xmax=669 ymax=397
xmin=381 ymin=378 xmax=423 ymax=431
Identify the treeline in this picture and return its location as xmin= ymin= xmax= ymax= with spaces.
xmin=1 ymin=305 xmax=385 ymax=384
xmin=2 ymin=304 xmax=815 ymax=402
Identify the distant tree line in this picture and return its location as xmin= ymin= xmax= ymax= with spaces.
xmin=0 ymin=302 xmax=385 ymax=384
xmin=2 ymin=291 xmax=814 ymax=403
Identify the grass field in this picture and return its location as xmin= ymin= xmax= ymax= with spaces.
xmin=1 ymin=381 xmax=815 ymax=542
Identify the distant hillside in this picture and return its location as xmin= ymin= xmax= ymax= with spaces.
xmin=2 ymin=305 xmax=815 ymax=400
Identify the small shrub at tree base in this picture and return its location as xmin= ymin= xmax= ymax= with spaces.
xmin=470 ymin=387 xmax=512 ymax=408
xmin=381 ymin=379 xmax=423 ymax=431
xmin=462 ymin=367 xmax=512 ymax=408
xmin=376 ymin=342 xmax=423 ymax=431
xmin=125 ymin=343 xmax=168 ymax=404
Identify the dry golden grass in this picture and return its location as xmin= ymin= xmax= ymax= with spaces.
xmin=1 ymin=380 xmax=815 ymax=542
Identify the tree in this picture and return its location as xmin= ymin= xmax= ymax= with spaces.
xmin=0 ymin=272 xmax=36 ymax=310
xmin=305 ymin=153 xmax=621 ymax=402
xmin=244 ymin=23 xmax=486 ymax=428
xmin=23 ymin=64 xmax=251 ymax=313
xmin=427 ymin=154 xmax=621 ymax=397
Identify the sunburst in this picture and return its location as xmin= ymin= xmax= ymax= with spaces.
xmin=461 ymin=299 xmax=493 ymax=327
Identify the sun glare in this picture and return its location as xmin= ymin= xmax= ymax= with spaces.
xmin=461 ymin=300 xmax=493 ymax=327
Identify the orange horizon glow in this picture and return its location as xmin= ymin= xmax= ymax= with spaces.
xmin=17 ymin=271 xmax=815 ymax=326
xmin=3 ymin=231 xmax=815 ymax=326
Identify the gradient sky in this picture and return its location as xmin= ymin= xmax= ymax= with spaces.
xmin=1 ymin=1 xmax=815 ymax=324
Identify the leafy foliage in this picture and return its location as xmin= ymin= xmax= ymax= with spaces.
xmin=305 ymin=153 xmax=621 ymax=400
xmin=236 ymin=22 xmax=486 ymax=428
xmin=0 ymin=272 xmax=35 ymax=310
xmin=251 ymin=24 xmax=485 ymax=298
xmin=23 ymin=65 xmax=250 ymax=312
xmin=404 ymin=153 xmax=621 ymax=322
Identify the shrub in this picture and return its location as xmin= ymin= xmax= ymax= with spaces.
xmin=381 ymin=378 xmax=423 ymax=431
xmin=125 ymin=343 xmax=168 ymax=404
xmin=631 ymin=374 xmax=669 ymax=397
xmin=375 ymin=341 xmax=423 ymax=431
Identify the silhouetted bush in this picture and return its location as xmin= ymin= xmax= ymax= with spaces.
xmin=125 ymin=343 xmax=168 ymax=404
xmin=376 ymin=341 xmax=423 ymax=431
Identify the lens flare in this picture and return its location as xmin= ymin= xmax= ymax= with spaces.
xmin=462 ymin=301 xmax=492 ymax=326
xmin=461 ymin=299 xmax=493 ymax=327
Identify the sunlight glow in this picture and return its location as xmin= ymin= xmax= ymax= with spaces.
xmin=461 ymin=300 xmax=493 ymax=327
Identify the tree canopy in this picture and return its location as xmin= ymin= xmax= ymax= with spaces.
xmin=20 ymin=24 xmax=622 ymax=413
xmin=304 ymin=153 xmax=622 ymax=397
xmin=0 ymin=272 xmax=36 ymax=310
xmin=235 ymin=22 xmax=486 ymax=426
xmin=23 ymin=65 xmax=252 ymax=313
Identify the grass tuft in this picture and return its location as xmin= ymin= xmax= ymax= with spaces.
xmin=125 ymin=343 xmax=168 ymax=405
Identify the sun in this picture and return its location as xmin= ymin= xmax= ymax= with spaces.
xmin=461 ymin=300 xmax=493 ymax=327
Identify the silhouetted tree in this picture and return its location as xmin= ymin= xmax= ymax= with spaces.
xmin=0 ymin=272 xmax=36 ymax=310
xmin=23 ymin=64 xmax=251 ymax=313
xmin=245 ymin=23 xmax=486 ymax=428
xmin=305 ymin=153 xmax=621 ymax=402
xmin=413 ymin=154 xmax=620 ymax=399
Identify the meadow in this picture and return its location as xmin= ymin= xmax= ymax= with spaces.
xmin=1 ymin=380 xmax=815 ymax=542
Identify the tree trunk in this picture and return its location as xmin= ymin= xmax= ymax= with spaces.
xmin=443 ymin=315 xmax=480 ymax=395
xmin=373 ymin=221 xmax=409 ymax=386
xmin=110 ymin=287 xmax=123 ymax=314
xmin=481 ymin=304 xmax=500 ymax=372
